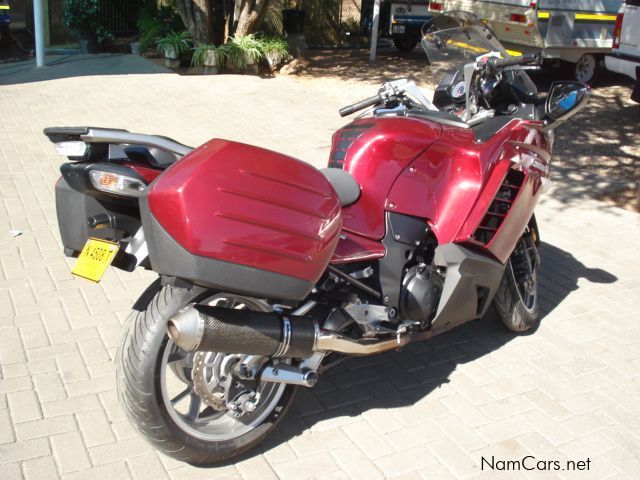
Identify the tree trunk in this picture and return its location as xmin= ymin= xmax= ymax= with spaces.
xmin=233 ymin=0 xmax=272 ymax=37
xmin=175 ymin=0 xmax=215 ymax=43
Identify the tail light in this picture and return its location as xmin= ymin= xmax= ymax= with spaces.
xmin=54 ymin=141 xmax=88 ymax=158
xmin=510 ymin=13 xmax=527 ymax=23
xmin=472 ymin=169 xmax=525 ymax=245
xmin=430 ymin=2 xmax=442 ymax=11
xmin=89 ymin=170 xmax=146 ymax=197
xmin=612 ymin=13 xmax=624 ymax=50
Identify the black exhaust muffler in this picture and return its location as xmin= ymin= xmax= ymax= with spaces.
xmin=167 ymin=305 xmax=318 ymax=358
xmin=167 ymin=303 xmax=434 ymax=358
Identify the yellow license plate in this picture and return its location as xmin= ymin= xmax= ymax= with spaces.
xmin=72 ymin=238 xmax=120 ymax=282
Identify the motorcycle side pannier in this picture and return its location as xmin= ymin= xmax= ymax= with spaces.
xmin=140 ymin=139 xmax=343 ymax=301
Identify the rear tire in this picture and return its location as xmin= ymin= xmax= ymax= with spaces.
xmin=574 ymin=54 xmax=600 ymax=83
xmin=494 ymin=234 xmax=540 ymax=332
xmin=116 ymin=279 xmax=296 ymax=465
xmin=394 ymin=38 xmax=418 ymax=52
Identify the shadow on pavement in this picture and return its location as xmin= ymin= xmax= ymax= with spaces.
xmin=0 ymin=53 xmax=171 ymax=86
xmin=240 ymin=240 xmax=616 ymax=460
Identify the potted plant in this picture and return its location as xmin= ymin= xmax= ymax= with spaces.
xmin=228 ymin=34 xmax=263 ymax=73
xmin=64 ymin=0 xmax=100 ymax=54
xmin=156 ymin=30 xmax=191 ymax=68
xmin=282 ymin=0 xmax=305 ymax=35
xmin=261 ymin=37 xmax=289 ymax=70
xmin=191 ymin=43 xmax=229 ymax=74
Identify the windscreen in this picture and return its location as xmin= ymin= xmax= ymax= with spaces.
xmin=421 ymin=12 xmax=537 ymax=96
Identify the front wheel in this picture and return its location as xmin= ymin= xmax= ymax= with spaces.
xmin=116 ymin=280 xmax=296 ymax=465
xmin=494 ymin=232 xmax=540 ymax=332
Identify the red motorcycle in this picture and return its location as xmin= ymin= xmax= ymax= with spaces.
xmin=46 ymin=13 xmax=588 ymax=465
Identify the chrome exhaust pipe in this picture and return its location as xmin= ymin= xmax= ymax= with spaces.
xmin=167 ymin=304 xmax=432 ymax=358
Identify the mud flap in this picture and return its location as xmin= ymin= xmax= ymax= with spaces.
xmin=632 ymin=67 xmax=640 ymax=103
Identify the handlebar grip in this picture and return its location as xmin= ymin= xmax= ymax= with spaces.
xmin=488 ymin=52 xmax=539 ymax=71
xmin=339 ymin=94 xmax=382 ymax=117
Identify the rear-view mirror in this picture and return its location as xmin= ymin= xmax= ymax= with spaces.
xmin=544 ymin=81 xmax=590 ymax=129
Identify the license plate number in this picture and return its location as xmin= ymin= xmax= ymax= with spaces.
xmin=72 ymin=238 xmax=119 ymax=282
xmin=392 ymin=25 xmax=406 ymax=34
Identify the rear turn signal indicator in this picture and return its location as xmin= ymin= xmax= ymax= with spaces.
xmin=89 ymin=170 xmax=146 ymax=197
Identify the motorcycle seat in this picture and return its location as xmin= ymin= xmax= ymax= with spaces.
xmin=320 ymin=168 xmax=360 ymax=207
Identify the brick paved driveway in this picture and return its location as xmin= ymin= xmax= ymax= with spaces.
xmin=1 ymin=54 xmax=639 ymax=480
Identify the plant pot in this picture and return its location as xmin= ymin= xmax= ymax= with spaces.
xmin=265 ymin=51 xmax=286 ymax=69
xmin=203 ymin=50 xmax=218 ymax=74
xmin=78 ymin=36 xmax=101 ymax=54
xmin=164 ymin=56 xmax=180 ymax=68
xmin=130 ymin=42 xmax=141 ymax=55
xmin=164 ymin=46 xmax=179 ymax=60
xmin=282 ymin=10 xmax=305 ymax=35
xmin=244 ymin=52 xmax=259 ymax=74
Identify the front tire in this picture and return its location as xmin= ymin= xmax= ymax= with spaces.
xmin=116 ymin=280 xmax=296 ymax=465
xmin=494 ymin=233 xmax=540 ymax=332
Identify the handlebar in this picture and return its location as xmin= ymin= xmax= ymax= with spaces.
xmin=487 ymin=53 xmax=539 ymax=73
xmin=339 ymin=94 xmax=382 ymax=117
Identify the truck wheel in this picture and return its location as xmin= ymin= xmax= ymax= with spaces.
xmin=574 ymin=54 xmax=600 ymax=83
xmin=394 ymin=38 xmax=418 ymax=52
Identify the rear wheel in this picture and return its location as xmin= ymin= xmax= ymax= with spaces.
xmin=116 ymin=280 xmax=296 ymax=465
xmin=574 ymin=54 xmax=600 ymax=83
xmin=494 ymin=232 xmax=540 ymax=332
xmin=393 ymin=38 xmax=418 ymax=52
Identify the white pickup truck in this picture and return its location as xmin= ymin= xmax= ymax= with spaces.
xmin=605 ymin=0 xmax=640 ymax=102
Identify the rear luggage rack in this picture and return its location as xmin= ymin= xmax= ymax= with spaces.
xmin=472 ymin=169 xmax=526 ymax=245
xmin=44 ymin=127 xmax=194 ymax=157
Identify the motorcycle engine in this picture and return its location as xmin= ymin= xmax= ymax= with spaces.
xmin=400 ymin=263 xmax=443 ymax=328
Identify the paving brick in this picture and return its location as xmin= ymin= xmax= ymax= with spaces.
xmin=0 ymin=376 xmax=32 ymax=394
xmin=15 ymin=414 xmax=76 ymax=441
xmin=41 ymin=394 xmax=101 ymax=418
xmin=0 ymin=462 xmax=24 ymax=480
xmin=32 ymin=373 xmax=65 ymax=402
xmin=271 ymin=452 xmax=340 ymax=480
xmin=0 ymin=409 xmax=16 ymax=444
xmin=23 ymin=456 xmax=59 ymax=480
xmin=375 ymin=446 xmax=437 ymax=477
xmin=76 ymin=409 xmax=115 ymax=447
xmin=232 ymin=455 xmax=278 ymax=480
xmin=7 ymin=390 xmax=41 ymax=424
xmin=50 ymin=431 xmax=91 ymax=474
xmin=61 ymin=461 xmax=131 ymax=480
xmin=0 ymin=437 xmax=50 ymax=463
xmin=89 ymin=436 xmax=152 ymax=465
xmin=126 ymin=453 xmax=170 ymax=480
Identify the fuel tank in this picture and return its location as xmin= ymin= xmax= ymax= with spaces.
xmin=140 ymin=139 xmax=342 ymax=301
xmin=329 ymin=117 xmax=443 ymax=240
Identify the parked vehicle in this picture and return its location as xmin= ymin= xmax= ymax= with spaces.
xmin=0 ymin=0 xmax=10 ymax=49
xmin=44 ymin=12 xmax=589 ymax=465
xmin=429 ymin=0 xmax=623 ymax=83
xmin=605 ymin=0 xmax=640 ymax=102
xmin=364 ymin=0 xmax=432 ymax=52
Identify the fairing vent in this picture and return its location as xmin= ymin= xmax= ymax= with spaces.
xmin=472 ymin=169 xmax=525 ymax=245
